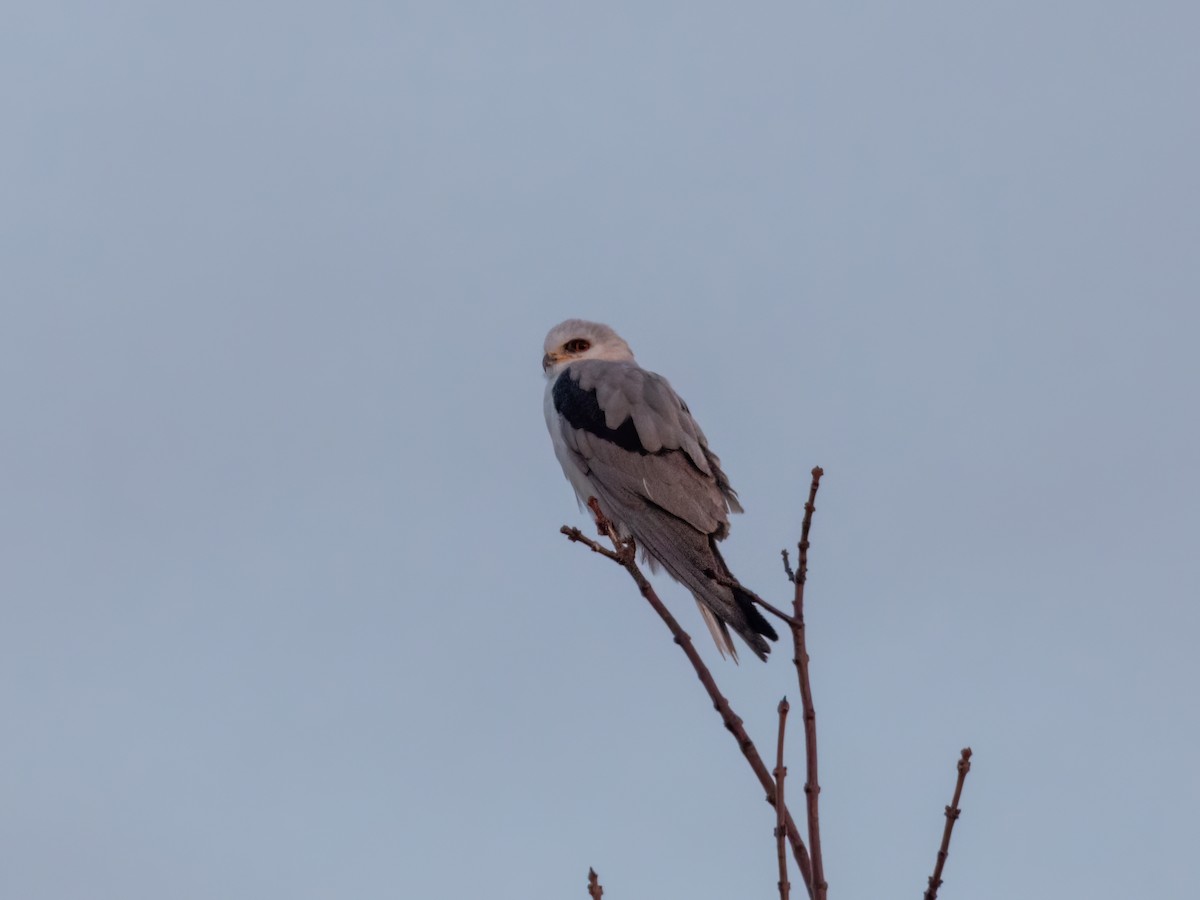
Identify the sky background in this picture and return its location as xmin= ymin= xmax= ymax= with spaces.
xmin=2 ymin=3 xmax=1198 ymax=899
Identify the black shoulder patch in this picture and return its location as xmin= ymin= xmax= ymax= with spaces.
xmin=552 ymin=370 xmax=648 ymax=454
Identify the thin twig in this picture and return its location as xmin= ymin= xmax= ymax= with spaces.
xmin=923 ymin=748 xmax=973 ymax=900
xmin=562 ymin=512 xmax=816 ymax=898
xmin=792 ymin=466 xmax=827 ymax=900
xmin=751 ymin=594 xmax=801 ymax=628
xmin=775 ymin=697 xmax=792 ymax=900
xmin=587 ymin=867 xmax=604 ymax=899
xmin=781 ymin=548 xmax=795 ymax=582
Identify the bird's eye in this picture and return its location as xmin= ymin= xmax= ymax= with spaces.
xmin=564 ymin=339 xmax=591 ymax=353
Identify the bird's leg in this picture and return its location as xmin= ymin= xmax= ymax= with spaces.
xmin=587 ymin=497 xmax=636 ymax=563
xmin=587 ymin=496 xmax=613 ymax=536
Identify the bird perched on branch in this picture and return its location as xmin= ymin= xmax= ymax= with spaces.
xmin=542 ymin=319 xmax=778 ymax=661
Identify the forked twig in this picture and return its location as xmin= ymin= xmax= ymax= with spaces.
xmin=923 ymin=748 xmax=974 ymax=900
xmin=792 ymin=467 xmax=827 ymax=900
xmin=562 ymin=505 xmax=816 ymax=898
xmin=775 ymin=697 xmax=792 ymax=900
xmin=587 ymin=867 xmax=604 ymax=899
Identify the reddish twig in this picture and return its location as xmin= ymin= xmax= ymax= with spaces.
xmin=751 ymin=594 xmax=801 ymax=628
xmin=923 ymin=748 xmax=974 ymax=900
xmin=792 ymin=467 xmax=827 ymax=900
xmin=562 ymin=508 xmax=816 ymax=898
xmin=775 ymin=697 xmax=792 ymax=900
xmin=587 ymin=867 xmax=604 ymax=899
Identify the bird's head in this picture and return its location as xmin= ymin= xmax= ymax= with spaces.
xmin=542 ymin=319 xmax=635 ymax=375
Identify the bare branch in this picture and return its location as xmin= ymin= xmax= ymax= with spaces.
xmin=791 ymin=466 xmax=827 ymax=900
xmin=561 ymin=512 xmax=816 ymax=898
xmin=775 ymin=697 xmax=792 ymax=900
xmin=562 ymin=470 xmax=976 ymax=900
xmin=923 ymin=748 xmax=974 ymax=900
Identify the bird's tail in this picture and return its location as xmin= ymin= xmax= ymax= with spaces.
xmin=587 ymin=485 xmax=778 ymax=661
xmin=709 ymin=542 xmax=779 ymax=657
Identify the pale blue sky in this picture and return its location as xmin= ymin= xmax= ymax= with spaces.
xmin=2 ymin=3 xmax=1197 ymax=899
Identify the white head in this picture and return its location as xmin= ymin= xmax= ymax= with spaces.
xmin=542 ymin=319 xmax=635 ymax=376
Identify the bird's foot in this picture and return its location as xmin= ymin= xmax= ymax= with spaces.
xmin=587 ymin=497 xmax=614 ymax=536
xmin=587 ymin=497 xmax=636 ymax=563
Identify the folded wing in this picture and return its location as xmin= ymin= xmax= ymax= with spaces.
xmin=551 ymin=360 xmax=775 ymax=660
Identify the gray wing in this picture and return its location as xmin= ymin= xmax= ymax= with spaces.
xmin=552 ymin=360 xmax=775 ymax=660
xmin=557 ymin=359 xmax=742 ymax=536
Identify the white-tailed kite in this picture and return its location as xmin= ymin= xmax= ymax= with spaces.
xmin=543 ymin=319 xmax=778 ymax=661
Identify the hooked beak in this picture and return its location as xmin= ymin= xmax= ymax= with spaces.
xmin=542 ymin=351 xmax=562 ymax=372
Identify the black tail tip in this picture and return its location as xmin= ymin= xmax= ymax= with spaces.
xmin=731 ymin=583 xmax=779 ymax=643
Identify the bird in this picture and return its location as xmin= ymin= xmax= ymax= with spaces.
xmin=542 ymin=319 xmax=778 ymax=661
